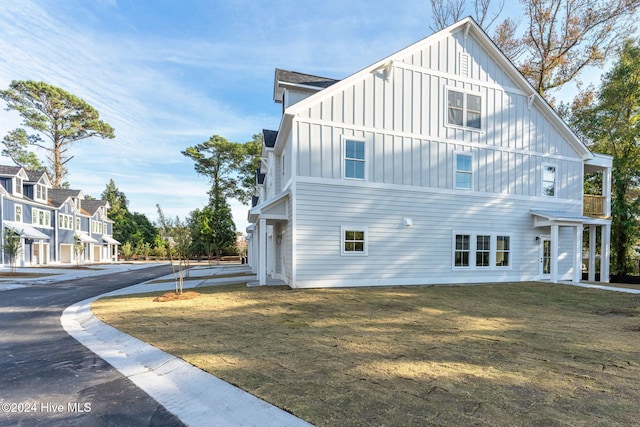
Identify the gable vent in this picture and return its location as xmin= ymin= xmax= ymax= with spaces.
xmin=459 ymin=53 xmax=469 ymax=78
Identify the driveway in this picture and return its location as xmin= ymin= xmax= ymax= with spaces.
xmin=0 ymin=263 xmax=184 ymax=426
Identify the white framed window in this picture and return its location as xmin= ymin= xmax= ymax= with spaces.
xmin=455 ymin=153 xmax=473 ymax=190
xmin=496 ymin=235 xmax=511 ymax=267
xmin=14 ymin=178 xmax=22 ymax=195
xmin=15 ymin=205 xmax=22 ymax=222
xmin=476 ymin=235 xmax=491 ymax=267
xmin=36 ymin=184 xmax=47 ymax=201
xmin=447 ymin=89 xmax=482 ymax=130
xmin=454 ymin=234 xmax=470 ymax=267
xmin=453 ymin=232 xmax=512 ymax=269
xmin=341 ymin=226 xmax=368 ymax=256
xmin=76 ymin=218 xmax=81 ymax=232
xmin=59 ymin=213 xmax=73 ymax=230
xmin=542 ymin=164 xmax=556 ymax=197
xmin=343 ymin=137 xmax=366 ymax=180
xmin=32 ymin=208 xmax=51 ymax=227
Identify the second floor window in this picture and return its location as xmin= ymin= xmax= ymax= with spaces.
xmin=455 ymin=154 xmax=472 ymax=190
xmin=32 ymin=208 xmax=51 ymax=227
xmin=543 ymin=165 xmax=556 ymax=196
xmin=15 ymin=205 xmax=22 ymax=222
xmin=344 ymin=139 xmax=365 ymax=180
xmin=448 ymin=90 xmax=481 ymax=129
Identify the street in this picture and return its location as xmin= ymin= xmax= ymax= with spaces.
xmin=0 ymin=264 xmax=185 ymax=426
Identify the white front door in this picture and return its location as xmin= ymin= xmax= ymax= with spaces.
xmin=539 ymin=237 xmax=551 ymax=280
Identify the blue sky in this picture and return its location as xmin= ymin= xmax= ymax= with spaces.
xmin=0 ymin=0 xmax=612 ymax=232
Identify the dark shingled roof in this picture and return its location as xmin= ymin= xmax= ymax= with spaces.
xmin=0 ymin=165 xmax=23 ymax=176
xmin=275 ymin=69 xmax=340 ymax=89
xmin=263 ymin=129 xmax=278 ymax=148
xmin=48 ymin=188 xmax=82 ymax=208
xmin=25 ymin=170 xmax=47 ymax=182
xmin=81 ymin=199 xmax=108 ymax=215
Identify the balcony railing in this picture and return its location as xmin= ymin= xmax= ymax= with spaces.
xmin=584 ymin=195 xmax=606 ymax=217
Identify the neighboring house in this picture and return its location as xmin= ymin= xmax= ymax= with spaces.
xmin=247 ymin=17 xmax=612 ymax=288
xmin=0 ymin=166 xmax=120 ymax=267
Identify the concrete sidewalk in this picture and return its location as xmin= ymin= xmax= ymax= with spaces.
xmin=61 ymin=264 xmax=312 ymax=427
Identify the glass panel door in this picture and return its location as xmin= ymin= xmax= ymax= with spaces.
xmin=540 ymin=237 xmax=551 ymax=279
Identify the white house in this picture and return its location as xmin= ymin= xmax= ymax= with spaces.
xmin=247 ymin=17 xmax=612 ymax=288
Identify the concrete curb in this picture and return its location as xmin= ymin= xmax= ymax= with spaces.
xmin=61 ymin=272 xmax=313 ymax=427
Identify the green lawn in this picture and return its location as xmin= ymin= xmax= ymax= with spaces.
xmin=93 ymin=282 xmax=640 ymax=427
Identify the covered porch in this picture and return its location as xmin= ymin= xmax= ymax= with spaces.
xmin=247 ymin=191 xmax=289 ymax=286
xmin=531 ymin=210 xmax=610 ymax=284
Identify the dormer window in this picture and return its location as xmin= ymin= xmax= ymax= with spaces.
xmin=36 ymin=184 xmax=47 ymax=201
xmin=15 ymin=178 xmax=22 ymax=195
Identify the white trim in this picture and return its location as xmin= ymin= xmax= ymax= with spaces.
xmin=445 ymin=86 xmax=483 ymax=132
xmin=541 ymin=163 xmax=558 ymax=198
xmin=454 ymin=151 xmax=474 ymax=190
xmin=340 ymin=226 xmax=368 ymax=256
xmin=341 ymin=135 xmax=367 ymax=181
xmin=393 ymin=60 xmax=529 ymax=98
xmin=452 ymin=231 xmax=513 ymax=271
xmin=291 ymin=273 xmax=538 ymax=289
xmin=14 ymin=204 xmax=23 ymax=223
xmin=294 ymin=175 xmax=582 ymax=207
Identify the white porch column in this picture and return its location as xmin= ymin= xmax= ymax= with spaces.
xmin=550 ymin=225 xmax=559 ymax=283
xmin=588 ymin=225 xmax=597 ymax=282
xmin=601 ymin=223 xmax=611 ymax=283
xmin=38 ymin=240 xmax=44 ymax=265
xmin=603 ymin=166 xmax=612 ymax=217
xmin=258 ymin=218 xmax=267 ymax=286
xmin=573 ymin=226 xmax=582 ymax=283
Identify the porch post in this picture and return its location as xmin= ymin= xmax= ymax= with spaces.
xmin=550 ymin=225 xmax=559 ymax=283
xmin=258 ymin=218 xmax=267 ymax=286
xmin=573 ymin=226 xmax=582 ymax=283
xmin=601 ymin=223 xmax=611 ymax=283
xmin=588 ymin=225 xmax=597 ymax=282
xmin=603 ymin=167 xmax=612 ymax=217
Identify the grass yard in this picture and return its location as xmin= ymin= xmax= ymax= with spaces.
xmin=92 ymin=282 xmax=640 ymax=427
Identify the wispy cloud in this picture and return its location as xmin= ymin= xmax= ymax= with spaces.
xmin=0 ymin=0 xmax=433 ymax=232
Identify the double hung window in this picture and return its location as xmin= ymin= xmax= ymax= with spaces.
xmin=455 ymin=154 xmax=473 ymax=190
xmin=453 ymin=233 xmax=511 ymax=269
xmin=344 ymin=139 xmax=365 ymax=180
xmin=448 ymin=90 xmax=481 ymax=129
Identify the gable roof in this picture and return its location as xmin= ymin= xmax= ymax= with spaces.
xmin=279 ymin=17 xmax=593 ymax=160
xmin=0 ymin=165 xmax=24 ymax=176
xmin=81 ymin=199 xmax=109 ymax=216
xmin=48 ymin=188 xmax=83 ymax=208
xmin=274 ymin=69 xmax=340 ymax=103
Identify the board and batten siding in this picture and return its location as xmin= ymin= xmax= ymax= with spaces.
xmin=292 ymin=180 xmax=580 ymax=288
xmin=292 ymin=30 xmax=584 ymax=201
xmin=295 ymin=120 xmax=582 ymax=200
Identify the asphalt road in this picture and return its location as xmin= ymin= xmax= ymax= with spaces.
xmin=0 ymin=264 xmax=185 ymax=427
